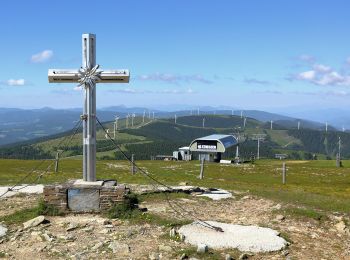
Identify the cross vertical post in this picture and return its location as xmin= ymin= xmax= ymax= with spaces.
xmin=82 ymin=34 xmax=97 ymax=182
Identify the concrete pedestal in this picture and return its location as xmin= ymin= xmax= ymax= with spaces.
xmin=43 ymin=179 xmax=129 ymax=213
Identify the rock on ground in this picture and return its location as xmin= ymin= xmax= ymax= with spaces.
xmin=0 ymin=225 xmax=7 ymax=238
xmin=23 ymin=215 xmax=48 ymax=229
xmin=178 ymin=221 xmax=287 ymax=253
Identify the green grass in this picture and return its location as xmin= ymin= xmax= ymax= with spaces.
xmin=281 ymin=207 xmax=327 ymax=221
xmin=0 ymin=199 xmax=62 ymax=225
xmin=1 ymin=159 xmax=350 ymax=214
xmin=0 ymin=207 xmax=39 ymax=225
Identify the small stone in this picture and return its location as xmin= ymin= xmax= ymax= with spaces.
xmin=92 ymin=241 xmax=104 ymax=251
xmin=281 ymin=250 xmax=289 ymax=256
xmin=158 ymin=244 xmax=172 ymax=252
xmin=103 ymin=219 xmax=112 ymax=225
xmin=23 ymin=216 xmax=48 ymax=229
xmin=66 ymin=222 xmax=79 ymax=231
xmin=335 ymin=221 xmax=347 ymax=233
xmin=31 ymin=231 xmax=44 ymax=241
xmin=0 ymin=225 xmax=7 ymax=238
xmin=149 ymin=252 xmax=160 ymax=260
xmin=179 ymin=234 xmax=185 ymax=241
xmin=42 ymin=233 xmax=54 ymax=242
xmin=239 ymin=253 xmax=249 ymax=260
xmin=179 ymin=182 xmax=188 ymax=186
xmin=179 ymin=253 xmax=188 ymax=260
xmin=272 ymin=204 xmax=282 ymax=210
xmin=82 ymin=226 xmax=94 ymax=232
xmin=104 ymin=224 xmax=113 ymax=228
xmin=99 ymin=229 xmax=111 ymax=234
xmin=225 ymin=254 xmax=234 ymax=260
xmin=196 ymin=243 xmax=208 ymax=253
xmin=275 ymin=214 xmax=285 ymax=221
xmin=59 ymin=234 xmax=75 ymax=242
xmin=241 ymin=195 xmax=251 ymax=200
xmin=169 ymin=228 xmax=177 ymax=237
xmin=108 ymin=241 xmax=130 ymax=254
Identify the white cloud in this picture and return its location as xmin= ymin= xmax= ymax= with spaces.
xmin=138 ymin=73 xmax=213 ymax=84
xmin=6 ymin=79 xmax=25 ymax=86
xmin=31 ymin=50 xmax=53 ymax=63
xmin=297 ymin=70 xmax=316 ymax=80
xmin=291 ymin=60 xmax=350 ymax=86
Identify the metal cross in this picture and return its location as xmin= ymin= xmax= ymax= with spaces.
xmin=48 ymin=33 xmax=130 ymax=182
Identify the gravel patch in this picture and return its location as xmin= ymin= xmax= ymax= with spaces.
xmin=0 ymin=184 xmax=43 ymax=198
xmin=178 ymin=221 xmax=287 ymax=253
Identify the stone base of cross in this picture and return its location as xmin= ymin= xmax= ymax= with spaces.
xmin=48 ymin=33 xmax=130 ymax=182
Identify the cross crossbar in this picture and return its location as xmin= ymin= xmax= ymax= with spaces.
xmin=48 ymin=69 xmax=130 ymax=83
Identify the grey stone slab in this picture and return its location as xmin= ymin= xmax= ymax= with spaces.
xmin=68 ymin=188 xmax=100 ymax=212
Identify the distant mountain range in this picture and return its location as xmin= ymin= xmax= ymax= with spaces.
xmin=0 ymin=106 xmax=344 ymax=146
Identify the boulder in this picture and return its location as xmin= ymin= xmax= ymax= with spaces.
xmin=23 ymin=216 xmax=48 ymax=229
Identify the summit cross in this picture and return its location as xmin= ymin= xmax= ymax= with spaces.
xmin=48 ymin=33 xmax=130 ymax=182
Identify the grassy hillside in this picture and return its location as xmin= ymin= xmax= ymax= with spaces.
xmin=0 ymin=115 xmax=349 ymax=161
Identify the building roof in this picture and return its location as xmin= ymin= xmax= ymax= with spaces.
xmin=189 ymin=134 xmax=238 ymax=152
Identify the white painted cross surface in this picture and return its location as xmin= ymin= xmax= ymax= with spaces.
xmin=48 ymin=33 xmax=130 ymax=182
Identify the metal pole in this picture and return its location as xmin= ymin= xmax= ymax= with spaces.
xmin=82 ymin=33 xmax=96 ymax=182
xmin=257 ymin=138 xmax=260 ymax=160
xmin=282 ymin=162 xmax=286 ymax=184
xmin=200 ymin=158 xmax=204 ymax=179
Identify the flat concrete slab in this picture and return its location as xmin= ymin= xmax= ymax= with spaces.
xmin=73 ymin=179 xmax=104 ymax=187
xmin=178 ymin=221 xmax=287 ymax=253
xmin=0 ymin=185 xmax=43 ymax=199
xmin=197 ymin=189 xmax=233 ymax=200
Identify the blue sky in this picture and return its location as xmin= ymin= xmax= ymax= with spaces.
xmin=1 ymin=0 xmax=350 ymax=112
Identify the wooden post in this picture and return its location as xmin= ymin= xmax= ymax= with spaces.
xmin=131 ymin=154 xmax=136 ymax=175
xmin=54 ymin=151 xmax=60 ymax=173
xmin=199 ymin=158 xmax=205 ymax=179
xmin=282 ymin=162 xmax=286 ymax=184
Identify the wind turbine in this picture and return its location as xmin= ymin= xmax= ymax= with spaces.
xmin=240 ymin=110 xmax=243 ymax=118
xmin=202 ymin=117 xmax=206 ymax=128
xmin=197 ymin=108 xmax=200 ymax=116
xmin=148 ymin=110 xmax=151 ymax=119
xmin=298 ymin=121 xmax=300 ymax=130
xmin=131 ymin=113 xmax=135 ymax=127
xmin=114 ymin=115 xmax=119 ymax=139
xmin=152 ymin=111 xmax=155 ymax=120
xmin=270 ymin=120 xmax=273 ymax=130
xmin=143 ymin=110 xmax=145 ymax=124
xmin=126 ymin=114 xmax=129 ymax=128
xmin=175 ymin=114 xmax=177 ymax=124
xmin=231 ymin=109 xmax=234 ymax=116
xmin=326 ymin=122 xmax=328 ymax=132
xmin=243 ymin=117 xmax=247 ymax=128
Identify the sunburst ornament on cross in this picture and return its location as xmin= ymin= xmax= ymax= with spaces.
xmin=48 ymin=33 xmax=130 ymax=182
